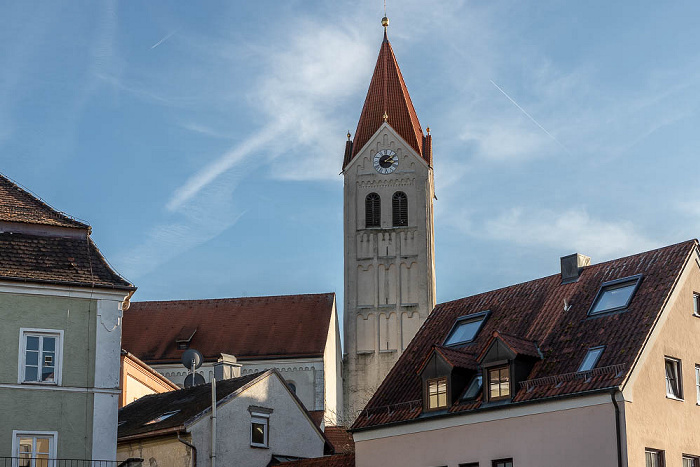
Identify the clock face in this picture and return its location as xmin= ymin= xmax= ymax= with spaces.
xmin=373 ymin=149 xmax=398 ymax=174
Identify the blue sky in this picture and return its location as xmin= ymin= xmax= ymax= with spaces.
xmin=2 ymin=1 xmax=700 ymax=330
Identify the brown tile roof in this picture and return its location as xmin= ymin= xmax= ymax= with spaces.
xmin=0 ymin=232 xmax=134 ymax=290
xmin=352 ymin=240 xmax=697 ymax=430
xmin=416 ymin=346 xmax=479 ymax=375
xmin=122 ymin=293 xmax=335 ymax=363
xmin=0 ymin=173 xmax=88 ymax=229
xmin=344 ymin=32 xmax=428 ymax=169
xmin=276 ymin=453 xmax=355 ymax=467
xmin=118 ymin=371 xmax=266 ymax=439
xmin=324 ymin=426 xmax=354 ymax=454
xmin=477 ymin=331 xmax=541 ymax=362
xmin=308 ymin=410 xmax=325 ymax=429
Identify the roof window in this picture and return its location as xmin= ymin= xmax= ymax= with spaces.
xmin=462 ymin=374 xmax=482 ymax=400
xmin=444 ymin=311 xmax=489 ymax=346
xmin=144 ymin=410 xmax=180 ymax=425
xmin=578 ymin=346 xmax=605 ymax=372
xmin=588 ymin=275 xmax=642 ymax=316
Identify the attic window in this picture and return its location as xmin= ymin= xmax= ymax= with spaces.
xmin=578 ymin=346 xmax=605 ymax=372
xmin=444 ymin=311 xmax=489 ymax=346
xmin=144 ymin=410 xmax=180 ymax=425
xmin=427 ymin=377 xmax=448 ymax=410
xmin=462 ymin=374 xmax=482 ymax=400
xmin=588 ymin=275 xmax=642 ymax=316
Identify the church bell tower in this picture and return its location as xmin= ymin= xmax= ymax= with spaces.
xmin=342 ymin=17 xmax=436 ymax=419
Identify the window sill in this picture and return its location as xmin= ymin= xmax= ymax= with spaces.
xmin=666 ymin=395 xmax=684 ymax=402
xmin=356 ymin=350 xmax=374 ymax=355
xmin=20 ymin=381 xmax=58 ymax=386
xmin=379 ymin=349 xmax=397 ymax=354
xmin=250 ymin=444 xmax=269 ymax=449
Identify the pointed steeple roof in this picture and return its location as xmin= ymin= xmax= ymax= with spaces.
xmin=344 ymin=29 xmax=431 ymax=168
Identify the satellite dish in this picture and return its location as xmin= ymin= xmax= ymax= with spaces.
xmin=181 ymin=349 xmax=203 ymax=370
xmin=184 ymin=373 xmax=206 ymax=388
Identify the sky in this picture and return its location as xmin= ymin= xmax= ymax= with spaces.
xmin=2 ymin=1 xmax=700 ymax=338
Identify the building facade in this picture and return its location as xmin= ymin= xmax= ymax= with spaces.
xmin=120 ymin=350 xmax=179 ymax=408
xmin=351 ymin=240 xmax=700 ymax=467
xmin=342 ymin=22 xmax=436 ymax=419
xmin=0 ymin=173 xmax=135 ymax=462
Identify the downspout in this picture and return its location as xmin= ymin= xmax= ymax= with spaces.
xmin=610 ymin=389 xmax=623 ymax=467
xmin=177 ymin=431 xmax=197 ymax=467
xmin=211 ymin=377 xmax=217 ymax=467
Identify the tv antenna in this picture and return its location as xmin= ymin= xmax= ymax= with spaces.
xmin=182 ymin=348 xmax=205 ymax=388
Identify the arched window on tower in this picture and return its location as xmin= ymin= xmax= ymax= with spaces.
xmin=366 ymin=193 xmax=381 ymax=228
xmin=392 ymin=191 xmax=408 ymax=226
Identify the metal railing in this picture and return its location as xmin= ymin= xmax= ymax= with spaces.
xmin=0 ymin=459 xmax=140 ymax=467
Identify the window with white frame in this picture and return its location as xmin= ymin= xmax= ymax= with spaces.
xmin=19 ymin=329 xmax=63 ymax=385
xmin=694 ymin=293 xmax=700 ymax=317
xmin=645 ymin=449 xmax=664 ymax=467
xmin=695 ymin=365 xmax=699 ymax=405
xmin=13 ymin=431 xmax=56 ymax=466
xmin=683 ymin=455 xmax=699 ymax=467
xmin=578 ymin=346 xmax=605 ymax=372
xmin=249 ymin=406 xmax=272 ymax=448
xmin=664 ymin=357 xmax=682 ymax=400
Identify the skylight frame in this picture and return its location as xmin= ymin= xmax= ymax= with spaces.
xmin=587 ymin=274 xmax=643 ymax=317
xmin=578 ymin=346 xmax=605 ymax=372
xmin=144 ymin=410 xmax=180 ymax=426
xmin=443 ymin=310 xmax=490 ymax=347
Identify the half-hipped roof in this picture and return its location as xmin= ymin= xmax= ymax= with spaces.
xmin=352 ymin=240 xmax=697 ymax=430
xmin=122 ymin=293 xmax=336 ymax=363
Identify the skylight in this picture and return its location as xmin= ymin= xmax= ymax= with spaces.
xmin=144 ymin=410 xmax=180 ymax=425
xmin=578 ymin=346 xmax=605 ymax=372
xmin=443 ymin=311 xmax=489 ymax=346
xmin=588 ymin=275 xmax=642 ymax=316
xmin=462 ymin=374 xmax=482 ymax=400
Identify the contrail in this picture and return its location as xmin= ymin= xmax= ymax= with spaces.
xmin=490 ymin=80 xmax=571 ymax=155
xmin=151 ymin=31 xmax=176 ymax=50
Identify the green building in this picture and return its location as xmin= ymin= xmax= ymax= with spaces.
xmin=0 ymin=173 xmax=135 ymax=463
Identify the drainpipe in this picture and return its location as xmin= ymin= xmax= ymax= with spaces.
xmin=610 ymin=389 xmax=623 ymax=467
xmin=177 ymin=431 xmax=197 ymax=467
xmin=211 ymin=377 xmax=217 ymax=467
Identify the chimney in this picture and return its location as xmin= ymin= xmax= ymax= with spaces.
xmin=214 ymin=353 xmax=242 ymax=380
xmin=561 ymin=253 xmax=590 ymax=284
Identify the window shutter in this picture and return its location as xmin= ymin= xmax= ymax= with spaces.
xmin=392 ymin=191 xmax=408 ymax=226
xmin=365 ymin=193 xmax=381 ymax=227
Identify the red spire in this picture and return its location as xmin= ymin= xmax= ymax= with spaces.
xmin=344 ymin=32 xmax=429 ymax=168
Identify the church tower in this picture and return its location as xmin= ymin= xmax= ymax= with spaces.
xmin=342 ymin=17 xmax=436 ymax=419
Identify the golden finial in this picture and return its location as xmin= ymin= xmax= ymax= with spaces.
xmin=347 ymin=131 xmax=351 ymax=140
xmin=383 ymin=112 xmax=389 ymax=122
xmin=381 ymin=16 xmax=389 ymax=28
xmin=426 ymin=126 xmax=431 ymax=135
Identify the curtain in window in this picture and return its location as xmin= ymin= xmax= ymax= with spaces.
xmin=392 ymin=191 xmax=408 ymax=226
xmin=365 ymin=193 xmax=381 ymax=228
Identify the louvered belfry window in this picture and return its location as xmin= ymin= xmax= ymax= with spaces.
xmin=365 ymin=193 xmax=381 ymax=228
xmin=392 ymin=191 xmax=408 ymax=226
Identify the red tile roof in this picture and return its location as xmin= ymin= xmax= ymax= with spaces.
xmin=277 ymin=453 xmax=355 ymax=467
xmin=477 ymin=331 xmax=541 ymax=362
xmin=344 ymin=33 xmax=428 ymax=169
xmin=0 ymin=173 xmax=88 ymax=229
xmin=324 ymin=426 xmax=355 ymax=454
xmin=122 ymin=293 xmax=335 ymax=363
xmin=352 ymin=240 xmax=697 ymax=430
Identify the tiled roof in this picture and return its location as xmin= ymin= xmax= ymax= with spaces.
xmin=118 ymin=371 xmax=266 ymax=439
xmin=308 ymin=410 xmax=325 ymax=429
xmin=122 ymin=293 xmax=335 ymax=363
xmin=324 ymin=426 xmax=355 ymax=454
xmin=345 ymin=32 xmax=428 ymax=168
xmin=276 ymin=453 xmax=355 ymax=467
xmin=0 ymin=173 xmax=88 ymax=229
xmin=0 ymin=232 xmax=134 ymax=290
xmin=435 ymin=346 xmax=480 ymax=370
xmin=352 ymin=240 xmax=697 ymax=430
xmin=477 ymin=331 xmax=541 ymax=362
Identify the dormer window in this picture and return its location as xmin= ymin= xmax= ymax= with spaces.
xmin=578 ymin=346 xmax=605 ymax=372
xmin=588 ymin=275 xmax=642 ymax=316
xmin=444 ymin=311 xmax=489 ymax=346
xmin=488 ymin=366 xmax=510 ymax=401
xmin=427 ymin=377 xmax=448 ymax=409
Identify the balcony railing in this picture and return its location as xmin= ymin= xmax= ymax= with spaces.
xmin=0 ymin=459 xmax=142 ymax=467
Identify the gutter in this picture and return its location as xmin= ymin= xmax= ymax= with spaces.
xmin=610 ymin=389 xmax=623 ymax=467
xmin=177 ymin=431 xmax=197 ymax=467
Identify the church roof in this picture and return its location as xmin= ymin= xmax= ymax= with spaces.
xmin=122 ymin=293 xmax=336 ymax=363
xmin=352 ymin=240 xmax=697 ymax=431
xmin=345 ymin=31 xmax=428 ymax=168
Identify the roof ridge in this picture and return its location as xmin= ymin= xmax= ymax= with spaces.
xmin=131 ymin=292 xmax=335 ymax=305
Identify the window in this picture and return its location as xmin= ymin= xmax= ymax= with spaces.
xmin=249 ymin=407 xmax=272 ymax=448
xmin=286 ymin=380 xmax=297 ymax=394
xmin=462 ymin=374 xmax=483 ymax=400
xmin=459 ymin=463 xmax=479 ymax=467
xmin=427 ymin=377 xmax=448 ymax=409
xmin=488 ymin=366 xmax=510 ymax=401
xmin=492 ymin=459 xmax=513 ymax=467
xmin=444 ymin=312 xmax=489 ymax=346
xmin=683 ymin=455 xmax=699 ymax=467
xmin=578 ymin=346 xmax=605 ymax=372
xmin=392 ymin=191 xmax=408 ymax=226
xmin=588 ymin=275 xmax=642 ymax=315
xmin=19 ymin=329 xmax=63 ymax=385
xmin=12 ymin=431 xmax=56 ymax=467
xmin=645 ymin=449 xmax=665 ymax=467
xmin=144 ymin=410 xmax=180 ymax=425
xmin=365 ymin=193 xmax=381 ymax=228
xmin=694 ymin=293 xmax=700 ymax=317
xmin=665 ymin=357 xmax=683 ymax=399
xmin=695 ymin=365 xmax=699 ymax=404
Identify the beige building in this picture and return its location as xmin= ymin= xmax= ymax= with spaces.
xmin=342 ymin=21 xmax=436 ymax=419
xmin=119 ymin=350 xmax=178 ymax=408
xmin=351 ymin=240 xmax=700 ymax=467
